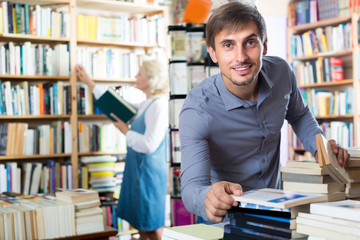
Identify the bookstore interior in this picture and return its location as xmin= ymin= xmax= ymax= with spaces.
xmin=0 ymin=0 xmax=360 ymax=239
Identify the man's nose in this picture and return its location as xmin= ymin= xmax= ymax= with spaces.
xmin=235 ymin=47 xmax=248 ymax=62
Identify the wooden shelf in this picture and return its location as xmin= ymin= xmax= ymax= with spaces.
xmin=78 ymin=152 xmax=126 ymax=156
xmin=298 ymin=79 xmax=353 ymax=88
xmin=315 ymin=114 xmax=354 ymax=120
xmin=78 ymin=114 xmax=108 ymax=119
xmin=289 ymin=15 xmax=352 ymax=33
xmin=51 ymin=226 xmax=118 ymax=240
xmin=77 ymin=0 xmax=165 ymax=15
xmin=291 ymin=49 xmax=353 ymax=61
xmin=77 ymin=39 xmax=163 ymax=49
xmin=0 ymin=115 xmax=71 ymax=120
xmin=0 ymin=75 xmax=70 ymax=80
xmin=117 ymin=229 xmax=138 ymax=236
xmin=0 ymin=153 xmax=71 ymax=161
xmin=90 ymin=77 xmax=136 ymax=84
xmin=0 ymin=33 xmax=70 ymax=44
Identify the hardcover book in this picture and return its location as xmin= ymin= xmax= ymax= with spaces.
xmin=94 ymin=88 xmax=137 ymax=123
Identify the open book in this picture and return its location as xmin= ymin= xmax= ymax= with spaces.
xmin=94 ymin=88 xmax=137 ymax=123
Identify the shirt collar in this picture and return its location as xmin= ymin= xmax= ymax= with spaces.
xmin=215 ymin=68 xmax=273 ymax=111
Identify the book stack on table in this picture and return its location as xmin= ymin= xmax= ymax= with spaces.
xmin=296 ymin=199 xmax=360 ymax=239
xmin=316 ymin=134 xmax=360 ymax=198
xmin=224 ymin=188 xmax=328 ymax=240
xmin=56 ymin=188 xmax=105 ymax=235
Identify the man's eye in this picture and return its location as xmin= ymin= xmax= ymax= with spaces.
xmin=224 ymin=43 xmax=232 ymax=48
xmin=247 ymin=40 xmax=256 ymax=46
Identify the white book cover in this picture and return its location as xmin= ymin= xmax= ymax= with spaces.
xmin=231 ymin=188 xmax=327 ymax=209
xmin=310 ymin=199 xmax=360 ymax=222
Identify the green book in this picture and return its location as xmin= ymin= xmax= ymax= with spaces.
xmin=94 ymin=88 xmax=137 ymax=123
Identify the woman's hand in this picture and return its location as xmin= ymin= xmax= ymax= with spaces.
xmin=110 ymin=113 xmax=129 ymax=135
xmin=75 ymin=64 xmax=96 ymax=89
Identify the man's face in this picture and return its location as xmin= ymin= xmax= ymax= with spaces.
xmin=208 ymin=22 xmax=267 ymax=90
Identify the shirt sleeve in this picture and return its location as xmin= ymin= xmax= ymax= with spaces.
xmin=179 ymin=104 xmax=212 ymax=221
xmin=285 ymin=67 xmax=322 ymax=156
xmin=126 ymin=98 xmax=168 ymax=154
xmin=92 ymin=85 xmax=107 ymax=99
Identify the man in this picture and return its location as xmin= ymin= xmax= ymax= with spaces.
xmin=179 ymin=2 xmax=350 ymax=223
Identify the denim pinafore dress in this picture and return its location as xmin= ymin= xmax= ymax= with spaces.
xmin=117 ymin=99 xmax=168 ymax=231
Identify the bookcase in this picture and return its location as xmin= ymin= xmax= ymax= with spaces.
xmin=287 ymin=0 xmax=360 ymax=160
xmin=0 ymin=0 xmax=169 ymax=197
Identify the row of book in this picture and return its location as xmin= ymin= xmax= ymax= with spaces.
xmin=169 ymin=25 xmax=208 ymax=64
xmin=77 ymin=13 xmax=166 ymax=45
xmin=77 ymin=47 xmax=143 ymax=79
xmin=0 ymin=42 xmax=70 ymax=76
xmin=288 ymin=0 xmax=352 ymax=26
xmin=170 ymin=130 xmax=181 ymax=164
xmin=292 ymin=57 xmax=345 ymax=85
xmin=0 ymin=80 xmax=71 ymax=116
xmin=78 ymin=122 xmax=127 ymax=153
xmin=302 ymin=87 xmax=353 ymax=117
xmin=290 ymin=121 xmax=354 ymax=149
xmin=0 ymin=121 xmax=73 ymax=156
xmin=101 ymin=203 xmax=132 ymax=233
xmin=169 ymin=63 xmax=212 ymax=95
xmin=0 ymin=1 xmax=70 ymax=37
xmin=0 ymin=160 xmax=73 ymax=195
xmin=290 ymin=23 xmax=352 ymax=58
xmin=0 ymin=194 xmax=75 ymax=240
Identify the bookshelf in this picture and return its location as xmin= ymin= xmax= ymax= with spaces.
xmin=287 ymin=1 xmax=359 ymax=160
xmin=0 ymin=0 xmax=169 ymax=194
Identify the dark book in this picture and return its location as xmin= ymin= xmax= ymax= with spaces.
xmin=94 ymin=88 xmax=137 ymax=123
xmin=228 ymin=212 xmax=292 ymax=229
xmin=229 ymin=206 xmax=291 ymax=218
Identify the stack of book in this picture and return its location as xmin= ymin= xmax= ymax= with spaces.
xmin=346 ymin=147 xmax=360 ymax=198
xmin=224 ymin=188 xmax=328 ymax=240
xmin=296 ymin=200 xmax=360 ymax=239
xmin=0 ymin=193 xmax=75 ymax=239
xmin=80 ymin=155 xmax=118 ymax=193
xmin=56 ymin=188 xmax=105 ymax=235
xmin=281 ymin=160 xmax=346 ymax=201
xmin=316 ymin=134 xmax=360 ymax=197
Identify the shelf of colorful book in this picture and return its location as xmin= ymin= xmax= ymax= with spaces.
xmin=299 ymin=79 xmax=353 ymax=88
xmin=291 ymin=50 xmax=353 ymax=62
xmin=78 ymin=151 xmax=126 ymax=156
xmin=0 ymin=34 xmax=70 ymax=44
xmin=0 ymin=153 xmax=71 ymax=160
xmin=0 ymin=115 xmax=70 ymax=119
xmin=24 ymin=0 xmax=70 ymax=4
xmin=77 ymin=0 xmax=165 ymax=14
xmin=289 ymin=15 xmax=352 ymax=32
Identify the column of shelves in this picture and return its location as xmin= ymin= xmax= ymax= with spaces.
xmin=287 ymin=7 xmax=359 ymax=160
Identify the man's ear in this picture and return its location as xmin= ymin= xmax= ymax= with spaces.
xmin=207 ymin=46 xmax=218 ymax=63
xmin=263 ymin=39 xmax=268 ymax=56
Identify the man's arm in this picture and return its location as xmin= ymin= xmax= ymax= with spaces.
xmin=286 ymin=68 xmax=349 ymax=166
xmin=179 ymin=106 xmax=242 ymax=222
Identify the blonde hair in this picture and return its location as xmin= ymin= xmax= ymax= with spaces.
xmin=142 ymin=60 xmax=169 ymax=97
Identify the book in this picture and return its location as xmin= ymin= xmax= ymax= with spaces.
xmin=283 ymin=181 xmax=345 ymax=194
xmin=94 ymin=88 xmax=137 ymax=123
xmin=162 ymin=223 xmax=223 ymax=240
xmin=231 ymin=188 xmax=327 ymax=209
xmin=310 ymin=199 xmax=360 ymax=222
xmin=55 ymin=188 xmax=100 ymax=204
xmin=281 ymin=172 xmax=334 ymax=184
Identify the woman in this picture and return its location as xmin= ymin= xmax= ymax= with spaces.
xmin=75 ymin=60 xmax=169 ymax=240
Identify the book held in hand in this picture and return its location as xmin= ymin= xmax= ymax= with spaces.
xmin=94 ymin=88 xmax=137 ymax=123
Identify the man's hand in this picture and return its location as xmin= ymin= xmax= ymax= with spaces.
xmin=328 ymin=139 xmax=350 ymax=167
xmin=110 ymin=113 xmax=129 ymax=135
xmin=205 ymin=181 xmax=243 ymax=222
xmin=75 ymin=64 xmax=95 ymax=89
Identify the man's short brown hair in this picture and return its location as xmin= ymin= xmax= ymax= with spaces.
xmin=206 ymin=2 xmax=267 ymax=50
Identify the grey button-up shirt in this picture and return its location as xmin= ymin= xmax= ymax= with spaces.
xmin=179 ymin=56 xmax=322 ymax=220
